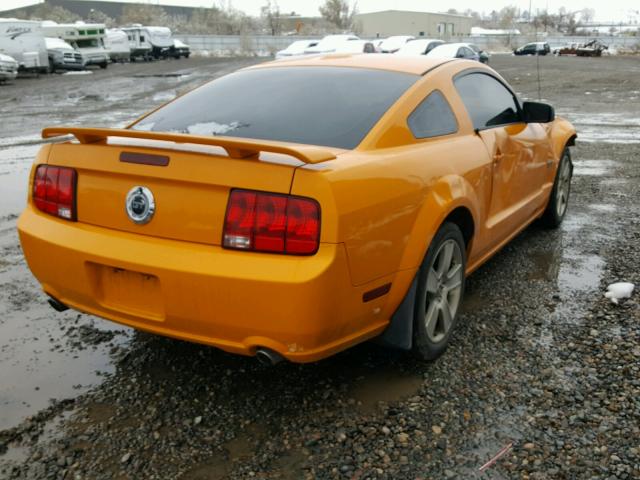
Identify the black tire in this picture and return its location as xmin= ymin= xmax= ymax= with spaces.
xmin=413 ymin=222 xmax=467 ymax=361
xmin=541 ymin=147 xmax=573 ymax=228
xmin=99 ymin=62 xmax=108 ymax=69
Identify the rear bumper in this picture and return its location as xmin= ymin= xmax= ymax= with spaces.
xmin=18 ymin=207 xmax=394 ymax=362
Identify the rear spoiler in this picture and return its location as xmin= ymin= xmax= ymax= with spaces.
xmin=42 ymin=127 xmax=337 ymax=165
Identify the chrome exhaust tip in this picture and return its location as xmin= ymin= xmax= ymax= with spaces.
xmin=255 ymin=348 xmax=284 ymax=366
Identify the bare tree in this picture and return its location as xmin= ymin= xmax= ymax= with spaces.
xmin=16 ymin=5 xmax=80 ymax=23
xmin=87 ymin=9 xmax=115 ymax=27
xmin=261 ymin=1 xmax=282 ymax=36
xmin=498 ymin=6 xmax=518 ymax=29
xmin=580 ymin=8 xmax=595 ymax=24
xmin=319 ymin=0 xmax=357 ymax=31
xmin=120 ymin=5 xmax=170 ymax=26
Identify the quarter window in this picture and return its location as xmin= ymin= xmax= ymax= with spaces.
xmin=408 ymin=90 xmax=458 ymax=139
xmin=454 ymin=73 xmax=521 ymax=129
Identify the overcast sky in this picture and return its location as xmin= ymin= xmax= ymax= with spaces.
xmin=1 ymin=0 xmax=639 ymax=22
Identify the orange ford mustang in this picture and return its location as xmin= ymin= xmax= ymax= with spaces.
xmin=18 ymin=54 xmax=576 ymax=364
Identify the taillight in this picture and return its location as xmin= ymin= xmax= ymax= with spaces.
xmin=33 ymin=165 xmax=77 ymax=221
xmin=223 ymin=189 xmax=320 ymax=255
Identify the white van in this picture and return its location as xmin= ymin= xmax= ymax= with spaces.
xmin=105 ymin=28 xmax=130 ymax=62
xmin=42 ymin=22 xmax=109 ymax=68
xmin=0 ymin=19 xmax=48 ymax=73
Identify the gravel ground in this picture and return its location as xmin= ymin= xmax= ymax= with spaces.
xmin=0 ymin=54 xmax=638 ymax=480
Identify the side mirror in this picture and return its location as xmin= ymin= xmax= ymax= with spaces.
xmin=523 ymin=101 xmax=555 ymax=123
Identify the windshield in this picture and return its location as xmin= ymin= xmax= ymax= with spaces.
xmin=75 ymin=38 xmax=101 ymax=48
xmin=132 ymin=66 xmax=418 ymax=150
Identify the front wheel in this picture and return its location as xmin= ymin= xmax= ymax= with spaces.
xmin=541 ymin=148 xmax=572 ymax=228
xmin=413 ymin=222 xmax=466 ymax=361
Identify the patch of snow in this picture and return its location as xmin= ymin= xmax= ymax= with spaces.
xmin=62 ymin=70 xmax=92 ymax=75
xmin=605 ymin=282 xmax=635 ymax=304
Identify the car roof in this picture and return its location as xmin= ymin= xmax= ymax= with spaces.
xmin=247 ymin=53 xmax=452 ymax=75
xmin=426 ymin=43 xmax=467 ymax=57
xmin=406 ymin=38 xmax=442 ymax=44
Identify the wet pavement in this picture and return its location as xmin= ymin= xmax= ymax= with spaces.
xmin=0 ymin=57 xmax=262 ymax=431
xmin=0 ymin=55 xmax=639 ymax=479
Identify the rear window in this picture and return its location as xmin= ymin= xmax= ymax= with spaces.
xmin=132 ymin=66 xmax=418 ymax=149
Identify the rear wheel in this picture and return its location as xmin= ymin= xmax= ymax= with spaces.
xmin=413 ymin=223 xmax=466 ymax=361
xmin=99 ymin=62 xmax=108 ymax=69
xmin=541 ymin=148 xmax=572 ymax=228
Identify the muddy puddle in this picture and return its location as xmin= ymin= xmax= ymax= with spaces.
xmin=0 ymin=299 xmax=131 ymax=431
xmin=349 ymin=368 xmax=423 ymax=413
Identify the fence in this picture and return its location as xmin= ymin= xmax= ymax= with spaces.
xmin=174 ymin=34 xmax=640 ymax=56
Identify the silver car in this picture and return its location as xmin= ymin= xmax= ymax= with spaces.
xmin=0 ymin=53 xmax=19 ymax=83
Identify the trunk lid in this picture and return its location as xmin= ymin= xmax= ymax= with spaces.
xmin=46 ymin=141 xmax=302 ymax=245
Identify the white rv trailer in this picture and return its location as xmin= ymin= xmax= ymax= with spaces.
xmin=0 ymin=18 xmax=48 ymax=72
xmin=41 ymin=22 xmax=109 ymax=68
xmin=105 ymin=28 xmax=130 ymax=62
xmin=144 ymin=26 xmax=174 ymax=58
xmin=121 ymin=26 xmax=152 ymax=61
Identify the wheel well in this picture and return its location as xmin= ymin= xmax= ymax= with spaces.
xmin=444 ymin=207 xmax=474 ymax=247
xmin=567 ymin=134 xmax=577 ymax=147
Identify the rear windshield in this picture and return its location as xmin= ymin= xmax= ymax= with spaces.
xmin=131 ymin=66 xmax=418 ymax=149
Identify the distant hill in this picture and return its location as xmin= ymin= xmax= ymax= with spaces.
xmin=1 ymin=0 xmax=198 ymax=20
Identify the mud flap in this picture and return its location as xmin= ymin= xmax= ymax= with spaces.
xmin=374 ymin=274 xmax=418 ymax=350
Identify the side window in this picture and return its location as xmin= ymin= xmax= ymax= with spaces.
xmin=408 ymin=90 xmax=458 ymax=139
xmin=454 ymin=73 xmax=520 ymax=129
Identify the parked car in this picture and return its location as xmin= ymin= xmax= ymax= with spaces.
xmin=21 ymin=55 xmax=576 ymax=365
xmin=333 ymin=40 xmax=376 ymax=54
xmin=464 ymin=43 xmax=490 ymax=64
xmin=275 ymin=40 xmax=318 ymax=59
xmin=0 ymin=53 xmax=19 ymax=82
xmin=426 ymin=43 xmax=480 ymax=61
xmin=514 ymin=42 xmax=551 ymax=56
xmin=395 ymin=39 xmax=444 ymax=56
xmin=172 ymin=39 xmax=190 ymax=59
xmin=45 ymin=37 xmax=84 ymax=72
xmin=378 ymin=35 xmax=415 ymax=53
xmin=304 ymin=34 xmax=359 ymax=54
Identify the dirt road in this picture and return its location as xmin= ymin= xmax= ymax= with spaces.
xmin=0 ymin=55 xmax=638 ymax=479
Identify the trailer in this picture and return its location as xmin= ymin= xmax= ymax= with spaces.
xmin=121 ymin=26 xmax=152 ymax=61
xmin=105 ymin=28 xmax=130 ymax=62
xmin=0 ymin=18 xmax=49 ymax=73
xmin=144 ymin=26 xmax=174 ymax=59
xmin=41 ymin=22 xmax=109 ymax=69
